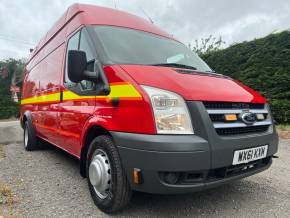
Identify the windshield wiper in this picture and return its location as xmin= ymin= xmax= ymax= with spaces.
xmin=151 ymin=63 xmax=197 ymax=70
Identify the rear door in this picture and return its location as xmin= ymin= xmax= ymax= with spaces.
xmin=58 ymin=27 xmax=97 ymax=156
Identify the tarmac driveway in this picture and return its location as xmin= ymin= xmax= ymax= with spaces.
xmin=0 ymin=122 xmax=289 ymax=217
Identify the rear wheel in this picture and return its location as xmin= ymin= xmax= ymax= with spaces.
xmin=86 ymin=135 xmax=131 ymax=213
xmin=23 ymin=121 xmax=39 ymax=151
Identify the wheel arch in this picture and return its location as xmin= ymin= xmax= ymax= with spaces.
xmin=22 ymin=111 xmax=33 ymax=129
xmin=80 ymin=124 xmax=112 ymax=178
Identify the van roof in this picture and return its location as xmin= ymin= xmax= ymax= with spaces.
xmin=29 ymin=3 xmax=174 ymax=63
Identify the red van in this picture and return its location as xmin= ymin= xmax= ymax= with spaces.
xmin=20 ymin=3 xmax=278 ymax=213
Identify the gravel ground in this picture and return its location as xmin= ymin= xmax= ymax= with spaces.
xmin=0 ymin=124 xmax=290 ymax=217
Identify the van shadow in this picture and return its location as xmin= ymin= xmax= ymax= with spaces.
xmin=42 ymin=141 xmax=80 ymax=167
xmin=119 ymin=179 xmax=265 ymax=217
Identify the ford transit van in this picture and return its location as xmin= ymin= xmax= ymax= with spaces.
xmin=20 ymin=4 xmax=279 ymax=213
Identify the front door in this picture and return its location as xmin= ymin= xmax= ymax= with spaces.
xmin=58 ymin=27 xmax=97 ymax=157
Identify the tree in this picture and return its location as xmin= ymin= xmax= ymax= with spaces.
xmin=0 ymin=58 xmax=25 ymax=119
xmin=190 ymin=35 xmax=225 ymax=56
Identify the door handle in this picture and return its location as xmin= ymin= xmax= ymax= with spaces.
xmin=60 ymin=90 xmax=63 ymax=102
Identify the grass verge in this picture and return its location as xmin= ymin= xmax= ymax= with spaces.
xmin=277 ymin=125 xmax=290 ymax=139
xmin=0 ymin=184 xmax=15 ymax=205
xmin=0 ymin=183 xmax=17 ymax=218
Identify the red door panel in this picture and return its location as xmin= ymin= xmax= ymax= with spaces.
xmin=58 ymin=97 xmax=95 ymax=156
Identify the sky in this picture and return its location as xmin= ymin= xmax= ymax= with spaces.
xmin=0 ymin=0 xmax=290 ymax=60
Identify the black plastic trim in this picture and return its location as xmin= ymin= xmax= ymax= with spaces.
xmin=110 ymin=131 xmax=209 ymax=152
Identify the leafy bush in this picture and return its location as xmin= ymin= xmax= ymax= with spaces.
xmin=0 ymin=103 xmax=20 ymax=119
xmin=268 ymin=99 xmax=290 ymax=124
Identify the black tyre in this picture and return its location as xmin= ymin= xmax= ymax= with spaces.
xmin=23 ymin=121 xmax=39 ymax=151
xmin=86 ymin=135 xmax=131 ymax=213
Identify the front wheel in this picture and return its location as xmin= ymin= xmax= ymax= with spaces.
xmin=86 ymin=135 xmax=131 ymax=213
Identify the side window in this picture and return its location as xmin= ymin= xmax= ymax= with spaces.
xmin=64 ymin=28 xmax=95 ymax=90
xmin=79 ymin=29 xmax=95 ymax=90
xmin=65 ymin=31 xmax=80 ymax=83
xmin=80 ymin=30 xmax=94 ymax=70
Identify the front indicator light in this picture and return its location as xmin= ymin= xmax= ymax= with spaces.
xmin=224 ymin=114 xmax=237 ymax=121
xmin=133 ymin=168 xmax=143 ymax=184
xmin=256 ymin=114 xmax=265 ymax=120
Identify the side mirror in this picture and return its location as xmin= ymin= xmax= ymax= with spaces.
xmin=67 ymin=50 xmax=99 ymax=83
xmin=67 ymin=50 xmax=110 ymax=95
xmin=68 ymin=50 xmax=87 ymax=83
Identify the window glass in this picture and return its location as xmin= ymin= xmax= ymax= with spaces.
xmin=79 ymin=30 xmax=95 ymax=90
xmin=65 ymin=29 xmax=95 ymax=90
xmin=93 ymin=26 xmax=212 ymax=72
xmin=65 ymin=31 xmax=80 ymax=83
xmin=80 ymin=31 xmax=94 ymax=69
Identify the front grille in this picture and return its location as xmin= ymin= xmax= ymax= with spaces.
xmin=216 ymin=125 xmax=270 ymax=136
xmin=204 ymin=101 xmax=265 ymax=109
xmin=209 ymin=114 xmax=226 ymax=122
xmin=209 ymin=113 xmax=269 ymax=123
xmin=203 ymin=102 xmax=271 ymax=136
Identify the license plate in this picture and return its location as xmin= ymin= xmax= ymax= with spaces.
xmin=232 ymin=145 xmax=268 ymax=165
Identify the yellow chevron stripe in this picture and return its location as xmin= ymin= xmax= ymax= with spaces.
xmin=102 ymin=83 xmax=142 ymax=99
xmin=21 ymin=83 xmax=142 ymax=105
xmin=63 ymin=83 xmax=142 ymax=100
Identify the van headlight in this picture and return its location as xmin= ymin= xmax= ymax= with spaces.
xmin=142 ymin=85 xmax=194 ymax=134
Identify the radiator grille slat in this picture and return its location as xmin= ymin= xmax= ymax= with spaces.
xmin=216 ymin=125 xmax=270 ymax=135
xmin=204 ymin=102 xmax=265 ymax=109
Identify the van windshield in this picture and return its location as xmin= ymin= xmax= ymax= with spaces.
xmin=93 ymin=26 xmax=212 ymax=72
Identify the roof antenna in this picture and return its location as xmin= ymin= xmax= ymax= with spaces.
xmin=113 ymin=0 xmax=117 ymax=8
xmin=139 ymin=6 xmax=154 ymax=24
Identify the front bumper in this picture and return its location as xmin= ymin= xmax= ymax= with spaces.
xmin=111 ymin=131 xmax=278 ymax=194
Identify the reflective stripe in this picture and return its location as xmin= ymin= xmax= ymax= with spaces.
xmin=62 ymin=90 xmax=95 ymax=101
xmin=101 ymin=83 xmax=142 ymax=99
xmin=21 ymin=83 xmax=142 ymax=105
xmin=21 ymin=92 xmax=61 ymax=105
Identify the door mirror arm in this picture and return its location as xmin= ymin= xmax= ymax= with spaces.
xmin=83 ymin=70 xmax=99 ymax=83
xmin=94 ymin=60 xmax=110 ymax=95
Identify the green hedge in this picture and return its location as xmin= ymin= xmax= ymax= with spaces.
xmin=268 ymin=99 xmax=290 ymax=124
xmin=0 ymin=103 xmax=20 ymax=119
